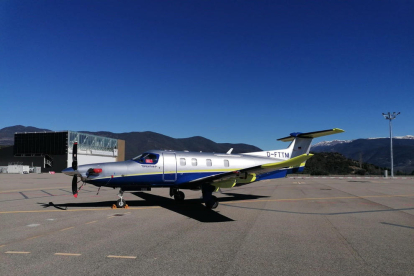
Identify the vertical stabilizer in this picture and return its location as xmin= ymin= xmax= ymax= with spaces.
xmin=286 ymin=137 xmax=313 ymax=158
xmin=277 ymin=128 xmax=345 ymax=159
xmin=244 ymin=128 xmax=344 ymax=161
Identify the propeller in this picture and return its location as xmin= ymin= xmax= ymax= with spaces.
xmin=71 ymin=142 xmax=78 ymax=198
xmin=72 ymin=175 xmax=78 ymax=198
xmin=72 ymin=142 xmax=78 ymax=170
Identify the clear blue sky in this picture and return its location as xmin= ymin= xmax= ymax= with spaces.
xmin=1 ymin=0 xmax=413 ymax=150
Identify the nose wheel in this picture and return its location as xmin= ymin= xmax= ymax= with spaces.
xmin=116 ymin=198 xmax=126 ymax=208
xmin=115 ymin=189 xmax=127 ymax=208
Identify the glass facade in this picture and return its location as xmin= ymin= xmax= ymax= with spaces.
xmin=68 ymin=131 xmax=117 ymax=152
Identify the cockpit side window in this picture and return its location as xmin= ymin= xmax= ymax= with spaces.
xmin=133 ymin=153 xmax=159 ymax=164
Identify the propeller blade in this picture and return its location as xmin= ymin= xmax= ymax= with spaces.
xmin=72 ymin=175 xmax=78 ymax=198
xmin=72 ymin=142 xmax=78 ymax=170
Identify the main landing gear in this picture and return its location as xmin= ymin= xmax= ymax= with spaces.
xmin=170 ymin=188 xmax=185 ymax=201
xmin=202 ymin=184 xmax=219 ymax=210
xmin=116 ymin=189 xmax=126 ymax=208
xmin=170 ymin=186 xmax=219 ymax=209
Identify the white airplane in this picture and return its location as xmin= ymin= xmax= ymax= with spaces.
xmin=63 ymin=128 xmax=344 ymax=209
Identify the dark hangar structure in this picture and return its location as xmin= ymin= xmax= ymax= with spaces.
xmin=0 ymin=131 xmax=125 ymax=173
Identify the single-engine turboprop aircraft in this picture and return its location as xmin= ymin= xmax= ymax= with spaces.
xmin=62 ymin=128 xmax=344 ymax=209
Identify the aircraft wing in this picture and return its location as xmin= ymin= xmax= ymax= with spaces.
xmin=187 ymin=154 xmax=313 ymax=188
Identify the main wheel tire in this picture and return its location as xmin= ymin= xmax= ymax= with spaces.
xmin=205 ymin=196 xmax=219 ymax=209
xmin=174 ymin=191 xmax=185 ymax=201
xmin=116 ymin=198 xmax=126 ymax=208
xmin=211 ymin=195 xmax=219 ymax=209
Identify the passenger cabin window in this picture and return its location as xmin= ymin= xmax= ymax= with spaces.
xmin=192 ymin=158 xmax=197 ymax=166
xmin=180 ymin=158 xmax=186 ymax=166
xmin=206 ymin=159 xmax=212 ymax=166
xmin=132 ymin=153 xmax=159 ymax=164
xmin=224 ymin=160 xmax=229 ymax=167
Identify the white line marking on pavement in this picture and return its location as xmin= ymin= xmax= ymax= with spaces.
xmin=107 ymin=255 xmax=137 ymax=259
xmin=55 ymin=253 xmax=81 ymax=256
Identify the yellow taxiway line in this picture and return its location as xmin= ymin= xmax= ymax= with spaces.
xmin=0 ymin=187 xmax=67 ymax=194
xmin=228 ymin=194 xmax=414 ymax=204
xmin=60 ymin=227 xmax=75 ymax=232
xmin=0 ymin=206 xmax=161 ymax=214
xmin=0 ymin=194 xmax=413 ymax=215
xmin=25 ymin=235 xmax=44 ymax=241
xmin=5 ymin=251 xmax=30 ymax=254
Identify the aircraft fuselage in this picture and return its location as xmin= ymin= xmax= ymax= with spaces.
xmin=62 ymin=149 xmax=293 ymax=190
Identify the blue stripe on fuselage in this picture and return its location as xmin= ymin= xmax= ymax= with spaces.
xmin=86 ymin=171 xmax=221 ymax=187
xmin=86 ymin=167 xmax=305 ymax=188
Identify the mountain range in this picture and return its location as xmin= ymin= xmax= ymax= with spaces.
xmin=0 ymin=125 xmax=262 ymax=160
xmin=311 ymin=137 xmax=414 ymax=173
xmin=2 ymin=125 xmax=413 ymax=173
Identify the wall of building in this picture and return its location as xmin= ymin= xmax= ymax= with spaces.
xmin=117 ymin=139 xmax=125 ymax=161
xmin=0 ymin=135 xmax=126 ymax=173
xmin=0 ymin=146 xmax=67 ymax=173
xmin=67 ymin=153 xmax=117 ymax=167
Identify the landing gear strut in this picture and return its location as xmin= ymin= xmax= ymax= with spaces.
xmin=170 ymin=188 xmax=185 ymax=201
xmin=116 ymin=189 xmax=126 ymax=208
xmin=202 ymin=184 xmax=219 ymax=209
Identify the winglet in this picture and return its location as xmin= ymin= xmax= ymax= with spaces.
xmin=227 ymin=148 xmax=233 ymax=154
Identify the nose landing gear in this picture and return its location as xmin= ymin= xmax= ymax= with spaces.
xmin=115 ymin=189 xmax=126 ymax=208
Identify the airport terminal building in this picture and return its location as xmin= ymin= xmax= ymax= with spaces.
xmin=0 ymin=131 xmax=125 ymax=173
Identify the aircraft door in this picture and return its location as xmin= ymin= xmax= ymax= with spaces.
xmin=163 ymin=153 xmax=177 ymax=182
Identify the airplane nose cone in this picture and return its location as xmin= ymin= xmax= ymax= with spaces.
xmin=62 ymin=167 xmax=75 ymax=176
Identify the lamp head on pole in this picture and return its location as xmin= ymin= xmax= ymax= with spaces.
xmin=382 ymin=112 xmax=400 ymax=120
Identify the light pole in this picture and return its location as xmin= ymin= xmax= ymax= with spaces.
xmin=382 ymin=112 xmax=400 ymax=177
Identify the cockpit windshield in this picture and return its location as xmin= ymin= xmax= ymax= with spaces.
xmin=132 ymin=153 xmax=159 ymax=164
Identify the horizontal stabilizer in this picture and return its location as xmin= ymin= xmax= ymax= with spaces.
xmin=277 ymin=128 xmax=344 ymax=142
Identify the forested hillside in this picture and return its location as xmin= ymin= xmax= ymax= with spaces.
xmin=304 ymin=152 xmax=387 ymax=175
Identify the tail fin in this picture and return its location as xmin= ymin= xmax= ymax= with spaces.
xmin=244 ymin=128 xmax=344 ymax=180
xmin=243 ymin=128 xmax=344 ymax=160
xmin=279 ymin=128 xmax=344 ymax=158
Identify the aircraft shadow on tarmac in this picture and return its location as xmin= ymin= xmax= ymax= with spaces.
xmin=38 ymin=192 xmax=269 ymax=223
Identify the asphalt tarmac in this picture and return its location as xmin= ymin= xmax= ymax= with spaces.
xmin=0 ymin=173 xmax=413 ymax=276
